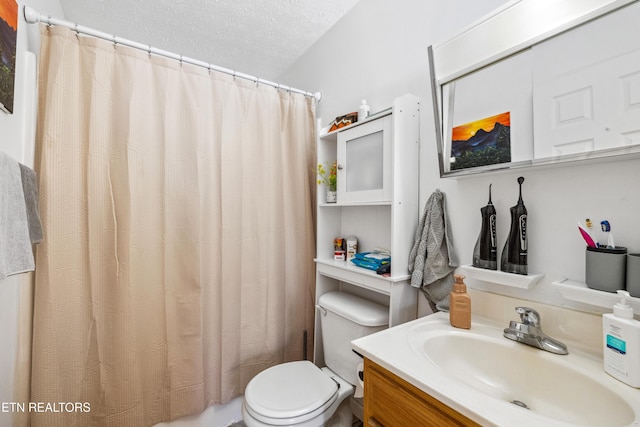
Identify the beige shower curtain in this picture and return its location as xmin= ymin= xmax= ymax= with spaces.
xmin=30 ymin=25 xmax=316 ymax=427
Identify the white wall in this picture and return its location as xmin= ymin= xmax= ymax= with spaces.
xmin=279 ymin=0 xmax=640 ymax=315
xmin=0 ymin=1 xmax=64 ymax=425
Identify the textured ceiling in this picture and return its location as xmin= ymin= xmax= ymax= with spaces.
xmin=56 ymin=0 xmax=360 ymax=81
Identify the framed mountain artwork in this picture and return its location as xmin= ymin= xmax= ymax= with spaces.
xmin=0 ymin=0 xmax=17 ymax=114
xmin=450 ymin=112 xmax=511 ymax=171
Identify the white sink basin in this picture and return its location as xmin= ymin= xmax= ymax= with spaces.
xmin=407 ymin=315 xmax=637 ymax=427
xmin=352 ymin=311 xmax=640 ymax=426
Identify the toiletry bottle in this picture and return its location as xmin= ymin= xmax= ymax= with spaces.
xmin=449 ymin=274 xmax=471 ymax=329
xmin=358 ymin=100 xmax=370 ymax=122
xmin=346 ymin=235 xmax=358 ymax=262
xmin=473 ymin=183 xmax=497 ymax=270
xmin=501 ymin=176 xmax=527 ymax=275
xmin=603 ymin=290 xmax=640 ymax=387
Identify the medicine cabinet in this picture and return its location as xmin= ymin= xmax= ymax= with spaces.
xmin=429 ymin=0 xmax=640 ymax=178
xmin=313 ymin=94 xmax=420 ymax=366
xmin=337 ymin=115 xmax=392 ymax=203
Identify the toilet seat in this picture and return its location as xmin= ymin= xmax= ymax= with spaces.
xmin=243 ymin=361 xmax=340 ymax=425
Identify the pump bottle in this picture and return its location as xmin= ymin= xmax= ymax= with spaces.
xmin=449 ymin=274 xmax=471 ymax=329
xmin=358 ymin=100 xmax=370 ymax=122
xmin=603 ymin=290 xmax=640 ymax=387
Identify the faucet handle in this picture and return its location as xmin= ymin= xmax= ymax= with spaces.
xmin=515 ymin=307 xmax=540 ymax=327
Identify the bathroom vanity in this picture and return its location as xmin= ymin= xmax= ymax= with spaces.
xmin=363 ymin=358 xmax=479 ymax=427
xmin=352 ymin=290 xmax=640 ymax=427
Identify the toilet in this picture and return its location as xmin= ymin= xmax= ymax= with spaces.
xmin=242 ymin=291 xmax=389 ymax=427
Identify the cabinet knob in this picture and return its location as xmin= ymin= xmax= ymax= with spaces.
xmin=337 ymin=164 xmax=344 ymax=170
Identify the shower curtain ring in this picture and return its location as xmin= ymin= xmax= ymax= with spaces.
xmin=179 ymin=55 xmax=183 ymax=67
xmin=148 ymin=44 xmax=152 ymax=58
xmin=207 ymin=64 xmax=212 ymax=75
xmin=74 ymin=23 xmax=79 ymax=39
xmin=112 ymin=35 xmax=117 ymax=48
xmin=46 ymin=16 xmax=52 ymax=29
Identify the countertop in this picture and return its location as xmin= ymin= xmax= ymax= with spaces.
xmin=352 ymin=311 xmax=640 ymax=427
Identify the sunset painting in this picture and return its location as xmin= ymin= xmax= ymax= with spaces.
xmin=0 ymin=0 xmax=18 ymax=114
xmin=450 ymin=112 xmax=511 ymax=171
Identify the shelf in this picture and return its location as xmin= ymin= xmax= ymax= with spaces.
xmin=554 ymin=278 xmax=640 ymax=312
xmin=313 ymin=94 xmax=420 ymax=362
xmin=315 ymin=258 xmax=410 ymax=296
xmin=442 ymin=144 xmax=640 ymax=179
xmin=319 ymin=201 xmax=393 ymax=208
xmin=458 ymin=265 xmax=544 ymax=289
xmin=319 ymin=108 xmax=392 ymax=141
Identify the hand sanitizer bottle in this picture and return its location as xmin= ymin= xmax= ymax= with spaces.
xmin=603 ymin=290 xmax=640 ymax=387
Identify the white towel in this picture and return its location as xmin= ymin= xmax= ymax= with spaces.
xmin=0 ymin=152 xmax=35 ymax=280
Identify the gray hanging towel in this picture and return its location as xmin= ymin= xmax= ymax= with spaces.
xmin=19 ymin=163 xmax=43 ymax=244
xmin=0 ymin=152 xmax=35 ymax=280
xmin=408 ymin=189 xmax=457 ymax=311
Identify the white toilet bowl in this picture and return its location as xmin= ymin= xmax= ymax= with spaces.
xmin=242 ymin=292 xmax=388 ymax=427
xmin=242 ymin=361 xmax=354 ymax=427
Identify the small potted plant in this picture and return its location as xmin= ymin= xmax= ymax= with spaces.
xmin=317 ymin=161 xmax=337 ymax=203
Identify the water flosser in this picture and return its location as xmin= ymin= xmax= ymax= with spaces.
xmin=501 ymin=177 xmax=527 ymax=275
xmin=473 ymin=184 xmax=497 ymax=270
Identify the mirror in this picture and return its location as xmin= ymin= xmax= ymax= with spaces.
xmin=430 ymin=0 xmax=640 ymax=177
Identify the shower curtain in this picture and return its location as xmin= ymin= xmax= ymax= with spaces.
xmin=29 ymin=25 xmax=317 ymax=427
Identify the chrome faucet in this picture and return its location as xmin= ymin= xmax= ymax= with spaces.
xmin=503 ymin=307 xmax=568 ymax=355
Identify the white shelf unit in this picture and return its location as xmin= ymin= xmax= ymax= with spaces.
xmin=313 ymin=94 xmax=420 ymax=366
xmin=554 ymin=278 xmax=640 ymax=312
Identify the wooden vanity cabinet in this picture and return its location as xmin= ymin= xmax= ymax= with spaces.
xmin=363 ymin=358 xmax=481 ymax=427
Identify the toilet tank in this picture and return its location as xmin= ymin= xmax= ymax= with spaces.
xmin=318 ymin=291 xmax=388 ymax=385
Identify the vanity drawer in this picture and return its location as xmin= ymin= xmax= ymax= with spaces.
xmin=363 ymin=358 xmax=480 ymax=427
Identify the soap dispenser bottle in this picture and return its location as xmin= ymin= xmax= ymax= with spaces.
xmin=501 ymin=176 xmax=527 ymax=275
xmin=358 ymin=99 xmax=370 ymax=122
xmin=473 ymin=184 xmax=497 ymax=270
xmin=603 ymin=290 xmax=640 ymax=387
xmin=449 ymin=274 xmax=471 ymax=329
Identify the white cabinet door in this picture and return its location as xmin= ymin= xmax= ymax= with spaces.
xmin=337 ymin=115 xmax=393 ymax=204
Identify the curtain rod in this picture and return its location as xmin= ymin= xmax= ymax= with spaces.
xmin=23 ymin=6 xmax=322 ymax=102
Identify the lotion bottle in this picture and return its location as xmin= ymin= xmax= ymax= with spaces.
xmin=449 ymin=274 xmax=471 ymax=329
xmin=603 ymin=290 xmax=640 ymax=387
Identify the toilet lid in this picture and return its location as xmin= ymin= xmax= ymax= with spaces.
xmin=244 ymin=361 xmax=339 ymax=424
